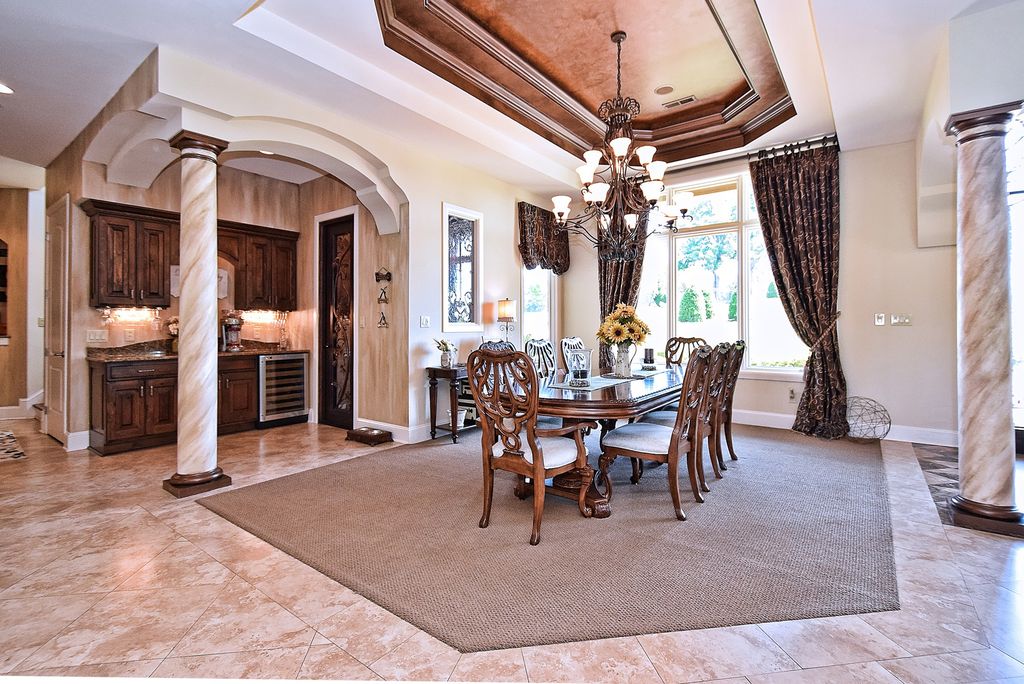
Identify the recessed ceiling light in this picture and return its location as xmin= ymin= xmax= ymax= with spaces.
xmin=654 ymin=85 xmax=674 ymax=96
xmin=258 ymin=149 xmax=273 ymax=155
xmin=0 ymin=82 xmax=13 ymax=95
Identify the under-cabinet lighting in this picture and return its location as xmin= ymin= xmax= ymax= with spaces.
xmin=100 ymin=307 xmax=159 ymax=325
xmin=240 ymin=310 xmax=286 ymax=325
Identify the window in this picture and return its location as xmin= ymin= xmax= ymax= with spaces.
xmin=638 ymin=173 xmax=807 ymax=372
xmin=522 ymin=266 xmax=555 ymax=343
xmin=442 ymin=203 xmax=483 ymax=332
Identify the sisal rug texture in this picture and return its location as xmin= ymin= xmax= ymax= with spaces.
xmin=200 ymin=425 xmax=898 ymax=652
xmin=0 ymin=431 xmax=25 ymax=461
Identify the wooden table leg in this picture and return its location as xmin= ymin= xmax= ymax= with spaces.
xmin=449 ymin=379 xmax=460 ymax=444
xmin=428 ymin=376 xmax=438 ymax=439
xmin=549 ymin=469 xmax=611 ymax=518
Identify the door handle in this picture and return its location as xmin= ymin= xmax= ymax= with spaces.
xmin=51 ymin=351 xmax=65 ymax=358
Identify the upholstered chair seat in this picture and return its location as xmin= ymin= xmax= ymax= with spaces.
xmin=602 ymin=423 xmax=679 ymax=455
xmin=492 ymin=435 xmax=588 ymax=468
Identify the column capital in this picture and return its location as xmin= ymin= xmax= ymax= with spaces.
xmin=169 ymin=130 xmax=229 ymax=159
xmin=945 ymin=100 xmax=1021 ymax=142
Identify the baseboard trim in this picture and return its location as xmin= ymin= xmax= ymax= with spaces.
xmin=65 ymin=431 xmax=90 ymax=452
xmin=353 ymin=418 xmax=426 ymax=444
xmin=0 ymin=390 xmax=43 ymax=420
xmin=731 ymin=409 xmax=957 ymax=447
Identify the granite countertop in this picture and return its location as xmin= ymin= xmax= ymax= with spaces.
xmin=87 ymin=340 xmax=308 ymax=363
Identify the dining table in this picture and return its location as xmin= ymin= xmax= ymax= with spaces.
xmin=529 ymin=365 xmax=687 ymax=518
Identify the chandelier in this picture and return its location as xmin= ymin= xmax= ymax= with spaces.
xmin=551 ymin=32 xmax=693 ymax=261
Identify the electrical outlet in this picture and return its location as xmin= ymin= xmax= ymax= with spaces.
xmin=419 ymin=315 xmax=430 ymax=328
xmin=874 ymin=313 xmax=886 ymax=326
xmin=891 ymin=313 xmax=912 ymax=326
xmin=123 ymin=328 xmax=136 ymax=343
xmin=37 ymin=318 xmax=45 ymax=327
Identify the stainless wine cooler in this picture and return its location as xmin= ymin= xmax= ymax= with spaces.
xmin=258 ymin=353 xmax=309 ymax=427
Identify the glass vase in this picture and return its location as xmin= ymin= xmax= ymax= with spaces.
xmin=613 ymin=343 xmax=635 ymax=378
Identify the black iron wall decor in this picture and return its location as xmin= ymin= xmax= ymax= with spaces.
xmin=375 ymin=268 xmax=392 ymax=328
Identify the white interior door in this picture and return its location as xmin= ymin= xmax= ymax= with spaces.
xmin=43 ymin=195 xmax=68 ymax=444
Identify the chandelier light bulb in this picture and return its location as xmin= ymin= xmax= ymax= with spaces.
xmin=583 ymin=149 xmax=604 ymax=167
xmin=609 ymin=137 xmax=631 ymax=158
xmin=588 ymin=182 xmax=610 ymax=204
xmin=576 ymin=165 xmax=595 ymax=185
xmin=646 ymin=160 xmax=668 ymax=181
xmin=640 ymin=180 xmax=663 ymax=202
xmin=635 ymin=145 xmax=657 ymax=166
xmin=624 ymin=214 xmax=638 ymax=230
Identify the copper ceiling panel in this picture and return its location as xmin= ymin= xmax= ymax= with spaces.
xmin=375 ymin=0 xmax=794 ymax=162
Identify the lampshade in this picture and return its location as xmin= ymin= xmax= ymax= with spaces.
xmin=583 ymin=149 xmax=603 ymax=167
xmin=661 ymin=203 xmax=681 ymax=219
xmin=647 ymin=161 xmax=667 ymax=181
xmin=497 ymin=298 xmax=516 ymax=322
xmin=588 ymin=182 xmax=610 ymax=203
xmin=582 ymin=188 xmax=595 ymax=203
xmin=575 ymin=165 xmax=595 ymax=185
xmin=609 ymin=137 xmax=631 ymax=158
xmin=635 ymin=145 xmax=657 ymax=165
xmin=640 ymin=180 xmax=662 ymax=202
xmin=624 ymin=213 xmax=638 ymax=230
xmin=675 ymin=190 xmax=694 ymax=209
xmin=551 ymin=195 xmax=572 ymax=221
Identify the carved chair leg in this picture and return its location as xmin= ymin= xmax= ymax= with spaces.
xmin=706 ymin=428 xmax=723 ymax=480
xmin=598 ymin=453 xmax=616 ymax=501
xmin=686 ymin=447 xmax=704 ymax=503
xmin=480 ymin=466 xmax=494 ymax=528
xmin=667 ymin=455 xmax=686 ymax=521
xmin=577 ymin=467 xmax=594 ymax=518
xmin=629 ymin=457 xmax=643 ymax=485
xmin=530 ymin=475 xmax=546 ymax=545
xmin=725 ymin=413 xmax=738 ymax=460
xmin=715 ymin=420 xmax=728 ymax=472
xmin=695 ymin=437 xmax=710 ymax=493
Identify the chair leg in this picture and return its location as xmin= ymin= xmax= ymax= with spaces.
xmin=695 ymin=437 xmax=711 ymax=493
xmin=667 ymin=455 xmax=686 ymax=521
xmin=480 ymin=466 xmax=494 ymax=528
xmin=530 ymin=476 xmax=546 ymax=545
xmin=725 ymin=414 xmax=738 ymax=460
xmin=715 ymin=420 xmax=728 ymax=472
xmin=686 ymin=446 xmax=704 ymax=503
xmin=706 ymin=430 xmax=723 ymax=480
xmin=630 ymin=457 xmax=643 ymax=485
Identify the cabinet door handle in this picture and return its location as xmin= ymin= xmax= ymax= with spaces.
xmin=149 ymin=385 xmax=154 ymax=396
xmin=136 ymin=368 xmax=156 ymax=373
xmin=139 ymin=384 xmax=144 ymax=397
xmin=130 ymin=288 xmax=135 ymax=300
xmin=225 ymin=377 xmax=230 ymax=389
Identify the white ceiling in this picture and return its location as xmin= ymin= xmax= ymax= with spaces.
xmin=0 ymin=0 xmax=998 ymax=190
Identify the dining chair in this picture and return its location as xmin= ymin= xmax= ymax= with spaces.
xmin=467 ymin=348 xmax=596 ymax=545
xmin=665 ymin=336 xmax=708 ymax=365
xmin=598 ymin=345 xmax=712 ymax=520
xmin=560 ymin=336 xmax=585 ymax=371
xmin=640 ymin=342 xmax=731 ymax=490
xmin=524 ymin=338 xmax=556 ymax=379
xmin=458 ymin=340 xmax=518 ymax=424
xmin=479 ymin=340 xmax=515 ymax=352
xmin=716 ymin=340 xmax=746 ymax=462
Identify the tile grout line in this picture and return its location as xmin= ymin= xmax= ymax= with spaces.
xmin=754 ymin=624 xmax=804 ymax=673
xmin=292 ymin=628 xmax=321 ymax=679
xmin=151 ymin=570 xmax=239 ymax=672
xmin=633 ymin=635 xmax=668 ymax=684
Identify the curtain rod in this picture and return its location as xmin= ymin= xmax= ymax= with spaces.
xmin=664 ymin=133 xmax=840 ymax=176
xmin=748 ymin=134 xmax=839 ymax=161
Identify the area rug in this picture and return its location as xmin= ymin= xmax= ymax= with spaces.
xmin=0 ymin=431 xmax=25 ymax=461
xmin=200 ymin=425 xmax=898 ymax=652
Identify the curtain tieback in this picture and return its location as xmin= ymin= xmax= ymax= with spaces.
xmin=809 ymin=312 xmax=841 ymax=352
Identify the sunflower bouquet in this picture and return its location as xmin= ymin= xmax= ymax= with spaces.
xmin=596 ymin=303 xmax=651 ymax=347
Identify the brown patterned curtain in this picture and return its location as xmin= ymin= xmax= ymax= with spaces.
xmin=517 ymin=202 xmax=570 ymax=275
xmin=749 ymin=144 xmax=849 ymax=439
xmin=597 ymin=213 xmax=648 ymax=368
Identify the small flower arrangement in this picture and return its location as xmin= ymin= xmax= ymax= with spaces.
xmin=596 ymin=303 xmax=650 ymax=347
xmin=165 ymin=316 xmax=180 ymax=337
xmin=434 ymin=339 xmax=457 ymax=353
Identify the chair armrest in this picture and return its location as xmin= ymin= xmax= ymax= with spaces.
xmin=536 ymin=422 xmax=598 ymax=438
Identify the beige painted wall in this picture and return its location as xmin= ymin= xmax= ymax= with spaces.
xmin=0 ymin=189 xmax=28 ymax=405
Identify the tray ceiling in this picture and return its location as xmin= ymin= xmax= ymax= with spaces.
xmin=375 ymin=0 xmax=795 ymax=162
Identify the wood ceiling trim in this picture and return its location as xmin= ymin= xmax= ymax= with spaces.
xmin=374 ymin=0 xmax=794 ymax=162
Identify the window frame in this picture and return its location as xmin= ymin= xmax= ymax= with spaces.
xmin=658 ymin=172 xmax=805 ymax=380
xmin=441 ymin=202 xmax=484 ymax=333
xmin=520 ymin=265 xmax=557 ymax=346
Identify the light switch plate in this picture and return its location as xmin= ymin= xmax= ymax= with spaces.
xmin=37 ymin=318 xmax=45 ymax=327
xmin=419 ymin=315 xmax=430 ymax=328
xmin=123 ymin=328 xmax=136 ymax=343
xmin=891 ymin=313 xmax=912 ymax=326
xmin=874 ymin=313 xmax=886 ymax=326
xmin=86 ymin=329 xmax=109 ymax=344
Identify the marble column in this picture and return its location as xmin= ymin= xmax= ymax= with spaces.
xmin=163 ymin=132 xmax=231 ymax=498
xmin=948 ymin=109 xmax=1021 ymax=524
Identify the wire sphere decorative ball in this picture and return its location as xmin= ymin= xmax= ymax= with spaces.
xmin=846 ymin=396 xmax=892 ymax=441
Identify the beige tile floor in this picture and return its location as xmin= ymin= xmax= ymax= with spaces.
xmin=1 ymin=420 xmax=1023 ymax=683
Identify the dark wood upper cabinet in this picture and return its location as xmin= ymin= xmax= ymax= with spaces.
xmin=271 ymin=238 xmax=297 ymax=311
xmin=136 ymin=220 xmax=172 ymax=307
xmin=93 ymin=215 xmax=137 ymax=308
xmin=243 ymin=234 xmax=274 ymax=310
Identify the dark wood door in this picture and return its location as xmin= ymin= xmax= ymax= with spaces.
xmin=319 ymin=216 xmax=354 ymax=429
xmin=244 ymin=235 xmax=274 ymax=309
xmin=136 ymin=220 xmax=171 ymax=307
xmin=145 ymin=377 xmax=177 ymax=435
xmin=271 ymin=238 xmax=297 ymax=311
xmin=106 ymin=380 xmax=146 ymax=441
xmin=93 ymin=215 xmax=136 ymax=307
xmin=219 ymin=370 xmax=258 ymax=425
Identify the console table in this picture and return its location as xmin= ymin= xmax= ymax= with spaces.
xmin=426 ymin=365 xmax=469 ymax=443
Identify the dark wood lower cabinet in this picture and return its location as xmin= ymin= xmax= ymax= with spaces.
xmin=90 ymin=356 xmax=261 ymax=455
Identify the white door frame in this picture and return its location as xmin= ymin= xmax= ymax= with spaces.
xmin=310 ymin=205 xmax=359 ymax=427
xmin=43 ymin=194 xmax=69 ymax=443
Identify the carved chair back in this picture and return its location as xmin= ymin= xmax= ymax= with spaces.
xmin=717 ymin=341 xmax=746 ymax=416
xmin=560 ymin=337 xmax=585 ymax=370
xmin=667 ymin=345 xmax=713 ymax=452
xmin=479 ymin=340 xmax=515 ymax=352
xmin=697 ymin=343 xmax=732 ymax=431
xmin=524 ymin=338 xmax=556 ymax=379
xmin=467 ymin=349 xmax=541 ymax=467
xmin=665 ymin=336 xmax=708 ymax=366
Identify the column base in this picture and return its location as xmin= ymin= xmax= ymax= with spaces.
xmin=949 ymin=495 xmax=1024 ymax=538
xmin=163 ymin=467 xmax=232 ymax=498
